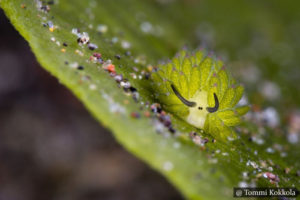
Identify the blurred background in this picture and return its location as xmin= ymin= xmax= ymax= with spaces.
xmin=0 ymin=10 xmax=183 ymax=200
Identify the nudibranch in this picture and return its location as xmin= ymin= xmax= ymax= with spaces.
xmin=151 ymin=50 xmax=249 ymax=138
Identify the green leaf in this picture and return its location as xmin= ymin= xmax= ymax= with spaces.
xmin=1 ymin=0 xmax=300 ymax=200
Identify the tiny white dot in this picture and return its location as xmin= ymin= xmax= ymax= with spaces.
xmin=163 ymin=161 xmax=174 ymax=171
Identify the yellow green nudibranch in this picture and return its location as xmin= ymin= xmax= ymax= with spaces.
xmin=151 ymin=50 xmax=249 ymax=138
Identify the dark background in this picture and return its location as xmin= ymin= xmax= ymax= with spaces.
xmin=0 ymin=10 xmax=182 ymax=200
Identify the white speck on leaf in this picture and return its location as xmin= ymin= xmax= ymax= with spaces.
xmin=239 ymin=181 xmax=248 ymax=188
xmin=121 ymin=40 xmax=131 ymax=49
xmin=163 ymin=161 xmax=174 ymax=171
xmin=140 ymin=21 xmax=153 ymax=33
xmin=101 ymin=92 xmax=126 ymax=114
xmin=97 ymin=24 xmax=108 ymax=33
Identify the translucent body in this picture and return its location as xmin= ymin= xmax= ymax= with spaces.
xmin=186 ymin=90 xmax=209 ymax=128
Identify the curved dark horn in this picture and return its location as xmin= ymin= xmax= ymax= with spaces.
xmin=206 ymin=93 xmax=219 ymax=113
xmin=171 ymin=84 xmax=196 ymax=107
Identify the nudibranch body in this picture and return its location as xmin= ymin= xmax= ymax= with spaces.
xmin=185 ymin=90 xmax=209 ymax=129
xmin=151 ymin=50 xmax=249 ymax=138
